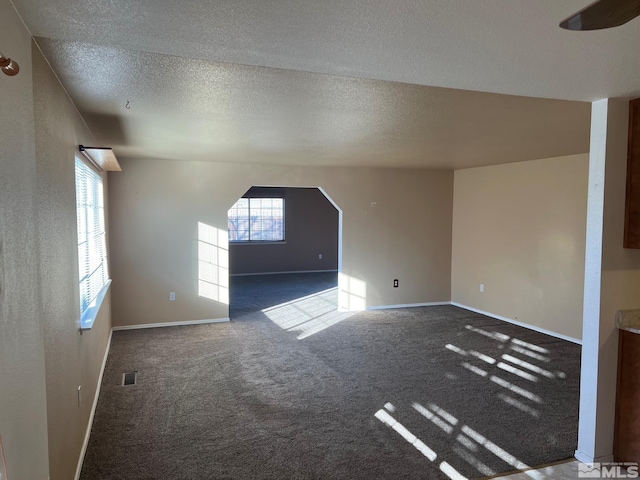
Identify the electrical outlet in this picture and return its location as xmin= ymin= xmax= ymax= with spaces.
xmin=170 ymin=292 xmax=176 ymax=301
xmin=480 ymin=284 xmax=484 ymax=293
xmin=393 ymin=279 xmax=399 ymax=288
xmin=318 ymin=253 xmax=323 ymax=260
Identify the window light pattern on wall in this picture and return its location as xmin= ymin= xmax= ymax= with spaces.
xmin=198 ymin=222 xmax=229 ymax=304
xmin=228 ymin=197 xmax=284 ymax=242
xmin=338 ymin=273 xmax=367 ymax=311
xmin=75 ymin=156 xmax=109 ymax=315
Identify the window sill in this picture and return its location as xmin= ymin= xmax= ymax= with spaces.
xmin=230 ymin=241 xmax=287 ymax=246
xmin=80 ymin=279 xmax=112 ymax=331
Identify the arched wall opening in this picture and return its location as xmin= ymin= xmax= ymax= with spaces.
xmin=225 ymin=185 xmax=346 ymax=333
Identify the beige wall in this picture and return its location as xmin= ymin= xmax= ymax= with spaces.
xmin=0 ymin=5 xmax=113 ymax=478
xmin=0 ymin=2 xmax=50 ymax=479
xmin=109 ymin=158 xmax=453 ymax=326
xmin=451 ymin=154 xmax=589 ymax=341
xmin=230 ymin=187 xmax=339 ymax=275
xmin=32 ymin=45 xmax=113 ymax=480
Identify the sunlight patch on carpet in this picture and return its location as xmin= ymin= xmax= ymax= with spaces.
xmin=375 ymin=401 xmax=545 ymax=479
xmin=262 ymin=287 xmax=353 ymax=339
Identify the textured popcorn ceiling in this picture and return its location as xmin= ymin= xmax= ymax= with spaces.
xmin=14 ymin=0 xmax=640 ymax=101
xmin=15 ymin=0 xmax=629 ymax=167
xmin=36 ymin=38 xmax=590 ymax=168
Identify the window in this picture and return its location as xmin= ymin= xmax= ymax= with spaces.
xmin=228 ymin=197 xmax=285 ymax=242
xmin=75 ymin=156 xmax=110 ymax=329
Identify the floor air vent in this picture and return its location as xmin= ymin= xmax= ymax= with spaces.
xmin=122 ymin=371 xmax=137 ymax=386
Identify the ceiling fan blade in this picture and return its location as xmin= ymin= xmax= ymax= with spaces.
xmin=560 ymin=0 xmax=640 ymax=30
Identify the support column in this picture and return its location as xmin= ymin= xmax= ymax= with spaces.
xmin=577 ymin=98 xmax=640 ymax=463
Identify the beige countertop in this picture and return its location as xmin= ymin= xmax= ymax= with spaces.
xmin=616 ymin=309 xmax=640 ymax=334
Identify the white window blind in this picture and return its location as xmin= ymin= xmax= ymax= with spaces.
xmin=75 ymin=156 xmax=109 ymax=316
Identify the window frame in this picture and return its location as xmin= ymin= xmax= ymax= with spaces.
xmin=228 ymin=196 xmax=286 ymax=244
xmin=74 ymin=154 xmax=110 ymax=330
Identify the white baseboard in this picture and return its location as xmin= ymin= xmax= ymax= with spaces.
xmin=574 ymin=449 xmax=614 ymax=464
xmin=112 ymin=318 xmax=230 ymax=331
xmin=451 ymin=302 xmax=582 ymax=345
xmin=75 ymin=328 xmax=113 ymax=480
xmin=230 ymin=269 xmax=338 ymax=277
xmin=367 ymin=302 xmax=450 ymax=311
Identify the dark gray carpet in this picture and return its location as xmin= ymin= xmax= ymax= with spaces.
xmin=229 ymin=272 xmax=339 ymax=319
xmin=80 ymin=273 xmax=581 ymax=480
